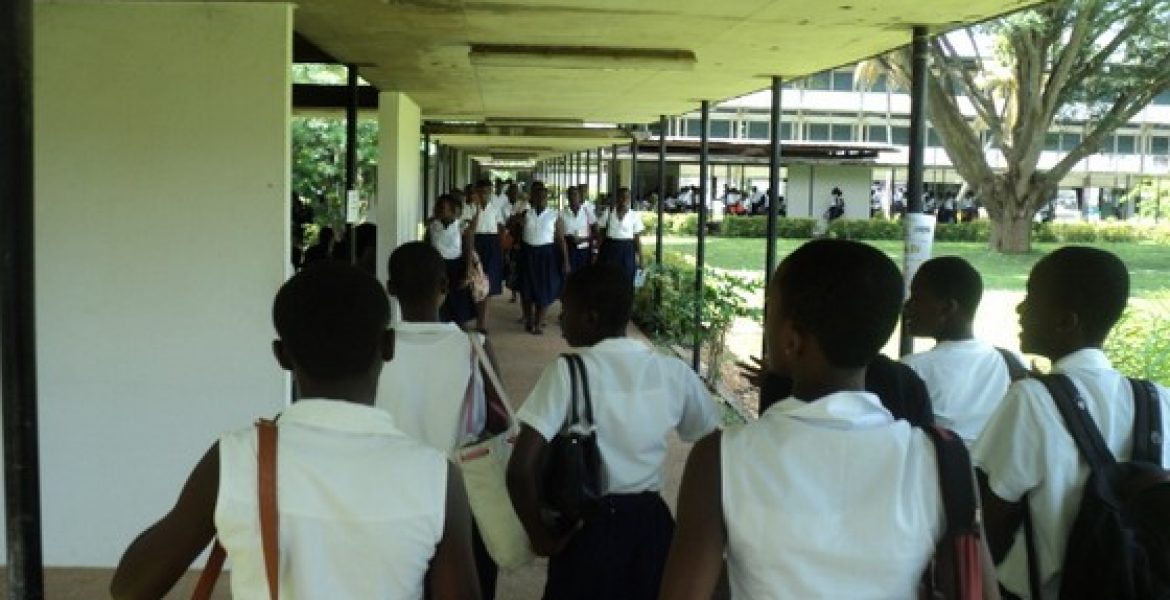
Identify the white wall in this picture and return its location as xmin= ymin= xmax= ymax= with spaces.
xmin=29 ymin=2 xmax=292 ymax=566
xmin=785 ymin=164 xmax=873 ymax=219
xmin=376 ymin=92 xmax=423 ymax=284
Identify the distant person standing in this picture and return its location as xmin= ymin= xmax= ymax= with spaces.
xmin=597 ymin=187 xmax=644 ymax=284
xmin=512 ymin=182 xmax=568 ymax=335
xmin=561 ymin=186 xmax=595 ymax=274
xmin=426 ymin=194 xmax=476 ymax=328
xmin=469 ymin=179 xmax=508 ymax=332
xmin=302 ymin=226 xmax=335 ymax=267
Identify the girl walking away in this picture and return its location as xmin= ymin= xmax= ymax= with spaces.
xmin=561 ymin=185 xmax=595 ymax=274
xmin=469 ymin=179 xmax=509 ymax=332
xmin=507 ymin=263 xmax=719 ymax=600
xmin=426 ymin=194 xmax=476 ymax=327
xmin=597 ymin=187 xmax=644 ymax=284
xmin=511 ymin=182 xmax=569 ymax=335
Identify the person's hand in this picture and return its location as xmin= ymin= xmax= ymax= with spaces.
xmin=735 ymin=355 xmax=766 ymax=388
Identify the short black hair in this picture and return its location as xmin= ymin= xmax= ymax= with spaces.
xmin=563 ymin=263 xmax=633 ymax=334
xmin=435 ymin=193 xmax=458 ymax=212
xmin=1034 ymin=246 xmax=1129 ymax=344
xmin=774 ymin=239 xmax=903 ymax=368
xmin=914 ymin=256 xmax=983 ymax=319
xmin=272 ymin=261 xmax=390 ymax=380
xmin=388 ymin=241 xmax=447 ymax=304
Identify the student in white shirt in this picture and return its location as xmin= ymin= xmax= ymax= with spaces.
xmin=507 ymin=263 xmax=719 ymax=600
xmin=974 ymin=246 xmax=1170 ymax=600
xmin=510 ymin=182 xmax=569 ymax=335
xmin=561 ymin=186 xmax=595 ymax=274
xmin=661 ymin=239 xmax=985 ymax=600
xmin=597 ymin=187 xmax=644 ymax=284
xmin=111 ymin=262 xmax=479 ymax=600
xmin=903 ymin=256 xmax=1023 ymax=445
xmin=469 ymin=180 xmax=508 ymax=332
xmin=380 ymin=241 xmax=503 ymax=599
xmin=425 ymin=194 xmax=476 ymax=327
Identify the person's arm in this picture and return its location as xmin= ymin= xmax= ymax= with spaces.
xmin=461 ymin=224 xmax=475 ymax=281
xmin=659 ymin=432 xmax=725 ymax=600
xmin=555 ymin=218 xmax=570 ymax=274
xmin=506 ymin=425 xmax=575 ymax=556
xmin=110 ymin=444 xmax=219 ymax=600
xmin=427 ymin=462 xmax=482 ymax=600
xmin=633 ymin=232 xmax=643 ymax=269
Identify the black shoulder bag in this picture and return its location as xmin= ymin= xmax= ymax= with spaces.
xmin=540 ymin=354 xmax=604 ymax=528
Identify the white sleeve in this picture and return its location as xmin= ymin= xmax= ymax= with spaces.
xmin=632 ymin=211 xmax=645 ymax=235
xmin=971 ymin=380 xmax=1049 ymax=502
xmin=516 ymin=357 xmax=571 ymax=442
xmin=673 ymin=362 xmax=719 ymax=442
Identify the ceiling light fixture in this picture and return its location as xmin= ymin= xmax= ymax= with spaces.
xmin=469 ymin=45 xmax=696 ymax=71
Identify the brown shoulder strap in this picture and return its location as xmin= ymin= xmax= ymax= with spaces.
xmin=257 ymin=418 xmax=279 ymax=600
xmin=190 ymin=542 xmax=226 ymax=600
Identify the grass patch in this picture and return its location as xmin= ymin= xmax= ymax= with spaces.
xmin=657 ymin=237 xmax=1170 ymax=297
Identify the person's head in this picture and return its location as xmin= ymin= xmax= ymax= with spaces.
xmin=272 ymin=261 xmax=393 ymax=400
xmin=434 ymin=194 xmax=458 ymax=222
xmin=616 ymin=187 xmax=631 ymax=210
xmin=474 ymin=179 xmax=492 ymax=204
xmin=494 ymin=178 xmax=504 ymax=193
xmin=387 ymin=241 xmax=447 ymax=318
xmin=559 ymin=263 xmax=633 ymax=347
xmin=765 ymin=240 xmax=903 ymax=378
xmin=317 ymin=226 xmax=335 ymax=246
xmin=904 ymin=256 xmax=982 ymax=340
xmin=567 ymin=185 xmax=581 ymax=209
xmin=507 ymin=183 xmax=519 ymax=202
xmin=530 ymin=182 xmax=548 ymax=210
xmin=1017 ymin=246 xmax=1129 ymax=359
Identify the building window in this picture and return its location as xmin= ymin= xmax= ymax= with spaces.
xmin=831 ymin=70 xmax=855 ymax=91
xmin=892 ymin=126 xmax=911 ymax=146
xmin=1154 ymin=90 xmax=1170 ymax=106
xmin=806 ymin=71 xmax=832 ymax=91
xmin=868 ymin=125 xmax=889 ymax=143
xmin=685 ymin=119 xmax=703 ymax=137
xmin=830 ymin=124 xmax=853 ymax=142
xmin=746 ymin=121 xmax=769 ymax=140
xmin=1116 ymin=134 xmax=1137 ymax=155
xmin=807 ymin=123 xmax=831 ymax=141
xmin=710 ymin=119 xmax=733 ymax=139
xmin=1061 ymin=133 xmax=1083 ymax=151
xmin=927 ymin=128 xmax=943 ymax=148
xmin=1045 ymin=133 xmax=1061 ymax=152
xmin=1151 ymin=136 xmax=1170 ymax=155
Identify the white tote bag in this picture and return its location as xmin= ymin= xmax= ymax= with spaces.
xmin=454 ymin=336 xmax=536 ymax=570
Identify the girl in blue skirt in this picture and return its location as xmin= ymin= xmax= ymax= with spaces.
xmin=597 ymin=187 xmax=644 ymax=284
xmin=513 ymin=182 xmax=569 ymax=335
xmin=469 ymin=179 xmax=508 ymax=332
xmin=425 ymin=194 xmax=475 ymax=327
xmin=560 ymin=185 xmax=596 ymax=274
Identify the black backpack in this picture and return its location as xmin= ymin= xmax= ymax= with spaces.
xmin=1024 ymin=374 xmax=1170 ymax=600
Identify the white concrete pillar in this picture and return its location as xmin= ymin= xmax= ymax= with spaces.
xmin=376 ymin=91 xmax=422 ymax=283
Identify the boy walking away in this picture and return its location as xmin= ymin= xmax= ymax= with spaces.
xmin=661 ymin=240 xmax=993 ymax=599
xmin=380 ymin=241 xmax=501 ymax=599
xmin=110 ymin=261 xmax=480 ymax=600
xmin=507 ymin=263 xmax=719 ymax=600
xmin=903 ymin=256 xmax=1025 ymax=445
xmin=974 ymin=246 xmax=1170 ymax=600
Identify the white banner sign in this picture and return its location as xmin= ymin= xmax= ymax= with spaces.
xmin=903 ymin=213 xmax=936 ymax=294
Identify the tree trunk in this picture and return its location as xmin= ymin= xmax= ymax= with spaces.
xmin=989 ymin=209 xmax=1034 ymax=253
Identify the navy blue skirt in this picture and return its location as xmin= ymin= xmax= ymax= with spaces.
xmin=520 ymin=243 xmax=562 ymax=309
xmin=441 ymin=257 xmax=475 ymax=324
xmin=598 ymin=238 xmax=637 ymax=283
xmin=568 ymin=245 xmax=591 ymax=274
xmin=475 ymin=233 xmax=504 ymax=296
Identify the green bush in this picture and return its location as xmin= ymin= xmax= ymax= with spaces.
xmin=1104 ymin=296 xmax=1170 ymax=386
xmin=642 ymin=213 xmax=698 ymax=235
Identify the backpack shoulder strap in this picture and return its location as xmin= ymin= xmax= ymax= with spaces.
xmin=995 ymin=347 xmax=1030 ymax=382
xmin=1037 ymin=373 xmax=1116 ymax=473
xmin=569 ymin=355 xmax=595 ymax=428
xmin=255 ymin=418 xmax=279 ymax=600
xmin=923 ymin=426 xmax=977 ymax=537
xmin=1130 ymin=378 xmax=1164 ymax=464
xmin=561 ymin=354 xmax=580 ymax=427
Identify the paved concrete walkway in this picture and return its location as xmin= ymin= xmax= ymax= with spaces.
xmin=483 ymin=295 xmax=696 ymax=600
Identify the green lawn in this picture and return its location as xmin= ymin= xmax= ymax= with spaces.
xmin=657 ymin=237 xmax=1170 ymax=297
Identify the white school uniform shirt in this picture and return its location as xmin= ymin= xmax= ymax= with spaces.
xmin=428 ymin=218 xmax=464 ymax=260
xmin=471 ymin=199 xmax=508 ymax=235
xmin=215 ymin=399 xmax=447 ymax=600
xmin=518 ymin=337 xmax=718 ymax=494
xmin=491 ymin=191 xmax=509 ymax=208
xmin=378 ymin=321 xmax=479 ymax=455
xmin=560 ymin=205 xmax=595 ymax=248
xmin=510 ymin=199 xmax=530 ymax=216
xmin=599 ymin=208 xmax=644 ymax=240
xmin=972 ymin=349 xmax=1170 ymax=599
xmin=902 ymin=339 xmax=1018 ymax=445
xmin=721 ymin=392 xmax=944 ymax=600
xmin=521 ymin=206 xmax=560 ymax=246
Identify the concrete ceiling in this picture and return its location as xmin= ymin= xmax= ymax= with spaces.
xmin=290 ymin=0 xmax=1041 ymax=128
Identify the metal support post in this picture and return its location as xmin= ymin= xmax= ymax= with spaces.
xmin=900 ymin=26 xmax=930 ymax=356
xmin=422 ymin=131 xmax=431 ymax=221
xmin=345 ymin=64 xmax=359 ymax=263
xmin=694 ymin=101 xmax=710 ymax=373
xmin=656 ymin=115 xmax=667 ymax=268
xmin=764 ymin=76 xmax=783 ymax=358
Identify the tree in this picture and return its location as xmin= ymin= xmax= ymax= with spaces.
xmin=291 ymin=117 xmax=378 ymax=243
xmin=867 ymin=0 xmax=1170 ymax=252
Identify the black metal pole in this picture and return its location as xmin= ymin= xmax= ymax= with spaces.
xmin=595 ymin=148 xmax=602 ymax=203
xmin=656 ymin=115 xmax=667 ymax=267
xmin=630 ymin=131 xmax=639 ymax=204
xmin=422 ymin=131 xmax=431 ymax=220
xmin=900 ymin=26 xmax=930 ymax=357
xmin=764 ymin=76 xmax=783 ymax=359
xmin=1 ymin=0 xmax=45 ymax=596
xmin=694 ymin=101 xmax=710 ymax=373
xmin=610 ymin=144 xmax=619 ymax=202
xmin=345 ymin=64 xmax=359 ymax=264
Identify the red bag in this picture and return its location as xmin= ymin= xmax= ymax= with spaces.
xmin=921 ymin=426 xmax=991 ymax=600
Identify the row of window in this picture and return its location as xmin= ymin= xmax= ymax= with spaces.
xmin=789 ymin=70 xmax=1170 ymax=106
xmin=666 ymin=117 xmax=1170 ymax=155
